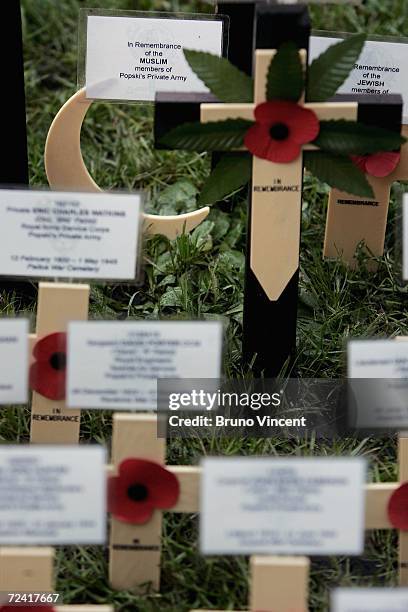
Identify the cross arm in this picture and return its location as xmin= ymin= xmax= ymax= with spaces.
xmin=200 ymin=100 xmax=358 ymax=142
xmin=108 ymin=463 xmax=400 ymax=527
xmin=170 ymin=470 xmax=398 ymax=531
xmin=154 ymin=92 xmax=217 ymax=149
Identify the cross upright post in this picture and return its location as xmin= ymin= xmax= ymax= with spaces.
xmin=0 ymin=547 xmax=113 ymax=611
xmin=193 ymin=555 xmax=310 ymax=612
xmin=0 ymin=547 xmax=55 ymax=592
xmin=29 ymin=282 xmax=90 ymax=444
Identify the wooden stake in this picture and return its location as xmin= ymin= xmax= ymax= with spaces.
xmin=109 ymin=414 xmax=165 ymax=591
xmin=0 ymin=547 xmax=54 ymax=591
xmin=30 ymin=282 xmax=89 ymax=444
xmin=250 ymin=556 xmax=309 ymax=612
xmin=0 ymin=547 xmax=112 ymax=610
xmin=324 ymin=123 xmax=407 ymax=266
xmin=192 ymin=555 xmax=309 ymax=612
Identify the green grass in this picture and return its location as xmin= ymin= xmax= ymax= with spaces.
xmin=1 ymin=0 xmax=408 ymax=609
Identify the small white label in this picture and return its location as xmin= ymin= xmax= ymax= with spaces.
xmin=0 ymin=319 xmax=28 ymax=405
xmin=348 ymin=339 xmax=408 ymax=428
xmin=67 ymin=320 xmax=223 ymax=409
xmin=201 ymin=457 xmax=366 ymax=556
xmin=332 ymin=588 xmax=408 ymax=611
xmin=348 ymin=339 xmax=408 ymax=378
xmin=310 ymin=35 xmax=408 ymax=123
xmin=85 ymin=14 xmax=224 ymax=101
xmin=0 ymin=190 xmax=141 ymax=281
xmin=0 ymin=446 xmax=106 ymax=545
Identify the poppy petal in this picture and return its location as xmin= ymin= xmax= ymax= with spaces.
xmin=32 ymin=332 xmax=67 ymax=361
xmin=245 ymin=124 xmax=302 ymax=163
xmin=139 ymin=462 xmax=180 ymax=509
xmin=254 ymin=100 xmax=296 ymax=125
xmin=286 ymin=106 xmax=320 ymax=144
xmin=244 ymin=124 xmax=273 ymax=160
xmin=388 ymin=482 xmax=408 ymax=530
xmin=365 ymin=151 xmax=401 ymax=177
xmin=265 ymin=139 xmax=302 ymax=163
xmin=351 ymin=155 xmax=368 ymax=174
xmin=29 ymin=361 xmax=66 ymax=400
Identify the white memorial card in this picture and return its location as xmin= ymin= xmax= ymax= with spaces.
xmin=0 ymin=319 xmax=28 ymax=405
xmin=67 ymin=320 xmax=223 ymax=409
xmin=84 ymin=12 xmax=225 ymax=101
xmin=348 ymin=339 xmax=408 ymax=428
xmin=332 ymin=588 xmax=408 ymax=612
xmin=0 ymin=446 xmax=106 ymax=545
xmin=0 ymin=190 xmax=142 ymax=281
xmin=310 ymin=34 xmax=408 ymax=123
xmin=201 ymin=457 xmax=366 ymax=555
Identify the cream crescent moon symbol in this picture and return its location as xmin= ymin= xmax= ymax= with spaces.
xmin=44 ymin=88 xmax=210 ymax=239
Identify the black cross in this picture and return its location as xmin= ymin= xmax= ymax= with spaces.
xmin=1 ymin=0 xmax=28 ymax=186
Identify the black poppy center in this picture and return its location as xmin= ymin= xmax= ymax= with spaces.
xmin=49 ymin=352 xmax=67 ymax=371
xmin=269 ymin=122 xmax=289 ymax=141
xmin=127 ymin=483 xmax=149 ymax=502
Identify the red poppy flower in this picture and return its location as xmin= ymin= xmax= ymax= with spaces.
xmin=108 ymin=458 xmax=180 ymax=524
xmin=29 ymin=332 xmax=67 ymax=401
xmin=244 ymin=100 xmax=320 ymax=163
xmin=388 ymin=482 xmax=408 ymax=530
xmin=351 ymin=151 xmax=401 ymax=178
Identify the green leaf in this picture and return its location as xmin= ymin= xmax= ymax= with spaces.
xmin=160 ymin=287 xmax=184 ymax=308
xmin=307 ymin=33 xmax=366 ymax=102
xmin=156 ymin=179 xmax=198 ymax=214
xmin=304 ymin=150 xmax=374 ymax=198
xmin=198 ymin=154 xmax=252 ymax=206
xmin=184 ymin=49 xmax=254 ymax=103
xmin=160 ymin=119 xmax=253 ymax=152
xmin=267 ymin=41 xmax=304 ymax=102
xmin=314 ymin=120 xmax=405 ymax=155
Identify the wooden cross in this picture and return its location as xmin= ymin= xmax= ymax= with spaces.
xmin=106 ymin=410 xmax=408 ymax=598
xmin=0 ymin=547 xmax=112 ymax=611
xmin=29 ymin=282 xmax=89 ymax=444
xmin=157 ymin=4 xmax=402 ymax=377
xmin=192 ymin=556 xmax=310 ymax=612
xmin=324 ymin=113 xmax=408 ymax=267
xmin=108 ymin=414 xmax=165 ymax=591
xmin=108 ymin=413 xmax=197 ymax=592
